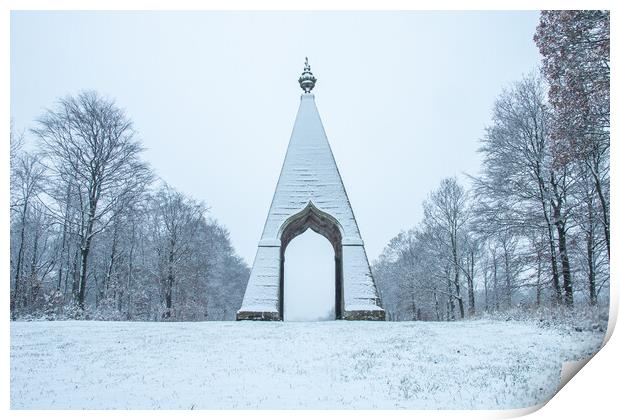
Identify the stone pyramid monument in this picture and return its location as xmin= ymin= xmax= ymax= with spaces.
xmin=237 ymin=59 xmax=385 ymax=321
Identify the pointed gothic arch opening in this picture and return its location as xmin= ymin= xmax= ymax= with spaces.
xmin=278 ymin=202 xmax=344 ymax=320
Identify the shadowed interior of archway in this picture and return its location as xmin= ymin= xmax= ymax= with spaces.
xmin=279 ymin=203 xmax=343 ymax=319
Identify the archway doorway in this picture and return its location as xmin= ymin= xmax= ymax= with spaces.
xmin=279 ymin=203 xmax=344 ymax=320
xmin=284 ymin=230 xmax=335 ymax=321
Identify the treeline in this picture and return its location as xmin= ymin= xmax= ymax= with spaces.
xmin=10 ymin=91 xmax=249 ymax=321
xmin=373 ymin=11 xmax=609 ymax=321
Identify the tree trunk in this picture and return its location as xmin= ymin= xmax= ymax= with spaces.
xmin=410 ymin=288 xmax=417 ymax=320
xmin=467 ymin=249 xmax=475 ymax=316
xmin=446 ymin=265 xmax=455 ymax=321
xmin=492 ymin=256 xmax=499 ymax=311
xmin=536 ymin=250 xmax=542 ymax=307
xmin=77 ymin=230 xmax=95 ymax=309
xmin=585 ymin=197 xmax=597 ymax=305
xmin=483 ymin=268 xmax=489 ymax=312
xmin=63 ymin=232 xmax=74 ymax=301
xmin=503 ymin=247 xmax=512 ymax=308
xmin=587 ymin=232 xmax=596 ymax=305
xmin=550 ymin=171 xmax=573 ymax=306
xmin=57 ymin=186 xmax=71 ymax=290
xmin=29 ymin=217 xmax=41 ymax=306
xmin=77 ymin=190 xmax=100 ymax=310
xmin=552 ymin=208 xmax=573 ymax=306
xmin=126 ymin=222 xmax=136 ymax=320
xmin=451 ymin=236 xmax=465 ymax=319
xmin=588 ymin=154 xmax=610 ymax=258
xmin=556 ymin=222 xmax=573 ymax=306
xmin=104 ymin=224 xmax=119 ymax=304
xmin=163 ymin=246 xmax=175 ymax=319
xmin=77 ymin=236 xmax=93 ymax=310
xmin=71 ymin=246 xmax=80 ymax=302
xmin=13 ymin=201 xmax=28 ymax=315
xmin=594 ymin=177 xmax=610 ymax=259
xmin=537 ymin=175 xmax=562 ymax=303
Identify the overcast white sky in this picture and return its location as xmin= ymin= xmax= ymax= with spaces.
xmin=11 ymin=11 xmax=542 ymax=266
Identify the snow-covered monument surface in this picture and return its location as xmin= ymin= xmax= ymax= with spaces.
xmin=237 ymin=59 xmax=385 ymax=321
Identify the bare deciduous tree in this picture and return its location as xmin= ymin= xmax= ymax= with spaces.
xmin=32 ymin=91 xmax=152 ymax=310
xmin=148 ymin=185 xmax=205 ymax=319
xmin=423 ymin=177 xmax=470 ymax=319
xmin=10 ymin=152 xmax=45 ymax=315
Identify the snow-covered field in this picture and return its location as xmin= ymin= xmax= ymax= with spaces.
xmin=10 ymin=320 xmax=603 ymax=409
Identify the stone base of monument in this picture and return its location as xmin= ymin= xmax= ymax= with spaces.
xmin=236 ymin=308 xmax=386 ymax=321
xmin=342 ymin=309 xmax=386 ymax=321
xmin=236 ymin=311 xmax=281 ymax=321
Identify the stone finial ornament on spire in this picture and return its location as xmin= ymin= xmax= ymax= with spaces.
xmin=298 ymin=57 xmax=317 ymax=93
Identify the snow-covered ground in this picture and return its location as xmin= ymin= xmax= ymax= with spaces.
xmin=10 ymin=320 xmax=604 ymax=409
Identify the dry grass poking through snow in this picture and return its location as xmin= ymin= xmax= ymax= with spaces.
xmin=11 ymin=320 xmax=604 ymax=409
